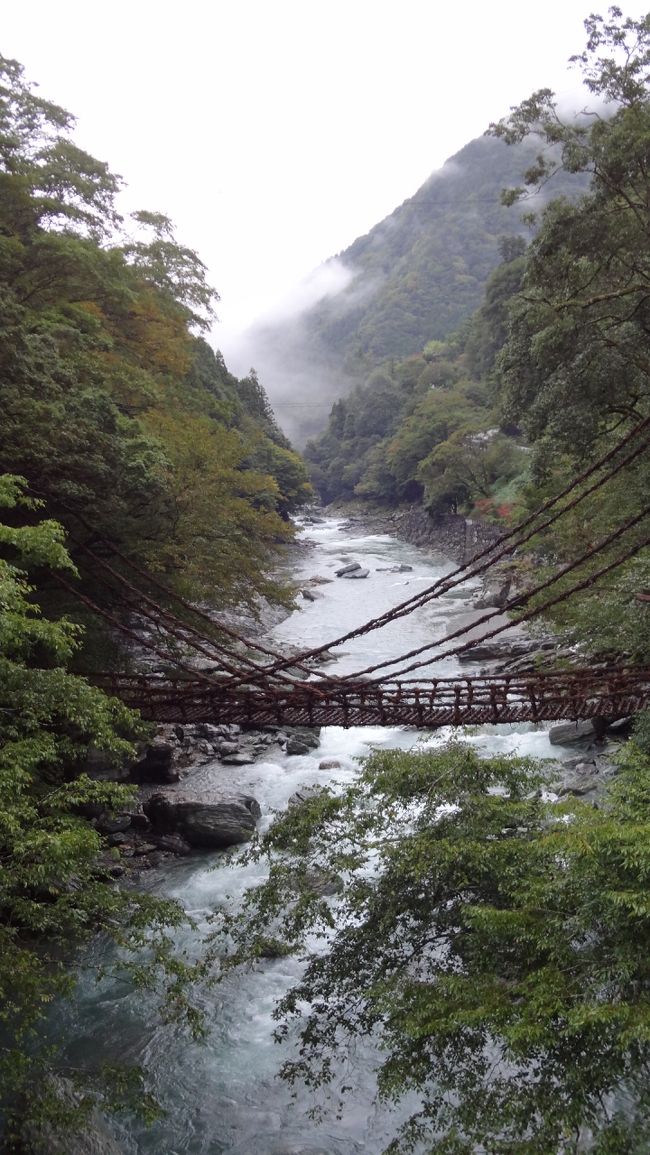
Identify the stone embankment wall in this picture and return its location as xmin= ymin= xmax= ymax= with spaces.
xmin=349 ymin=506 xmax=504 ymax=564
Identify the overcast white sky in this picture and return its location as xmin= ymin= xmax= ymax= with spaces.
xmin=2 ymin=0 xmax=638 ymax=351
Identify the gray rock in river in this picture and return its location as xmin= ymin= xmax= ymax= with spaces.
xmin=304 ymin=867 xmax=344 ymax=896
xmin=221 ymin=751 xmax=256 ymax=765
xmin=342 ymin=568 xmax=369 ymax=579
xmin=151 ymin=832 xmax=193 ymax=855
xmin=216 ymin=739 xmax=240 ymax=755
xmin=301 ymin=588 xmax=324 ymax=601
xmin=284 ymin=726 xmax=321 ymax=755
xmin=548 ymin=720 xmax=596 ymax=746
xmin=474 ymin=578 xmax=512 ymax=609
xmin=335 ymin=561 xmax=362 ymax=576
xmin=94 ymin=812 xmax=132 ymax=835
xmin=288 ymin=785 xmax=326 ymax=807
xmin=144 ymin=794 xmax=261 ymax=848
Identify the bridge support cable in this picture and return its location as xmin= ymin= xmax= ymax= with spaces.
xmin=48 ymin=418 xmax=650 ymax=685
xmin=49 ymin=421 xmax=649 ymax=708
xmin=220 ymin=422 xmax=650 ymax=686
xmin=357 ymin=516 xmax=650 ymax=683
xmin=52 ymin=572 xmax=253 ymax=689
xmin=43 ymin=497 xmax=302 ymax=669
xmin=72 ymin=541 xmax=324 ymax=691
xmin=222 ymin=498 xmax=650 ymax=691
xmin=330 ymin=432 xmax=650 ymax=638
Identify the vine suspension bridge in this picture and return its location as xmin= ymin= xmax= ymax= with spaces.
xmin=62 ymin=417 xmax=650 ymax=729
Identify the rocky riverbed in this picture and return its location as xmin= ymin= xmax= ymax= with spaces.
xmin=88 ymin=509 xmax=630 ymax=884
xmin=57 ymin=510 xmax=639 ymax=1155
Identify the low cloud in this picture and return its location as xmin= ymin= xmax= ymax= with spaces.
xmin=256 ymin=258 xmax=354 ymax=324
xmin=217 ymin=256 xmax=369 ymax=447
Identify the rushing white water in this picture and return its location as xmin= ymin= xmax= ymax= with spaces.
xmin=62 ymin=517 xmax=578 ymax=1154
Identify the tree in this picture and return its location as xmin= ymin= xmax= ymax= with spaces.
xmin=0 ymin=54 xmax=122 ymax=239
xmin=121 ymin=210 xmax=218 ymax=333
xmin=0 ymin=54 xmax=308 ymax=626
xmin=226 ymin=739 xmax=650 ymax=1154
xmin=418 ymin=429 xmax=524 ymax=517
xmin=491 ymin=8 xmax=650 ymax=457
xmin=0 ymin=477 xmax=207 ymax=1141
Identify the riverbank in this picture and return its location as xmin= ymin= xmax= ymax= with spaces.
xmin=88 ymin=510 xmax=627 ymax=885
xmin=56 ymin=511 xmax=637 ymax=1155
xmin=322 ymin=501 xmax=504 ymax=564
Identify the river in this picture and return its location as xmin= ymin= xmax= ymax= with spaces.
xmin=62 ymin=516 xmax=575 ymax=1154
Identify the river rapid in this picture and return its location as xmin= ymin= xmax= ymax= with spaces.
xmin=63 ymin=516 xmax=577 ymax=1155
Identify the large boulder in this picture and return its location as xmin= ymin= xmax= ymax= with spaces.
xmin=80 ymin=744 xmax=131 ymax=783
xmin=143 ymin=794 xmax=261 ymax=848
xmin=304 ymin=867 xmax=344 ymax=896
xmin=335 ymin=562 xmax=362 ymax=576
xmin=221 ymin=751 xmax=255 ymax=765
xmin=288 ymin=785 xmax=326 ymax=808
xmin=548 ymin=720 xmax=596 ymax=746
xmin=151 ymin=832 xmax=193 ymax=855
xmin=342 ymin=568 xmax=369 ymax=579
xmin=131 ymin=736 xmax=180 ymax=783
xmin=284 ymin=727 xmax=321 ymax=755
xmin=474 ymin=578 xmax=512 ymax=609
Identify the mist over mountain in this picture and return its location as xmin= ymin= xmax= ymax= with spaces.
xmin=227 ymin=133 xmax=588 ymax=445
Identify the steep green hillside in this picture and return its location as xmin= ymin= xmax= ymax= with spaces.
xmin=307 ymin=135 xmax=541 ymax=366
xmin=246 ymin=135 xmax=587 ymax=443
xmin=304 ymin=250 xmax=528 ymax=512
xmin=0 ymin=55 xmax=312 ymax=618
xmin=306 ymin=4 xmax=650 ymax=667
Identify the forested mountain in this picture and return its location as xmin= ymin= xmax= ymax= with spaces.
xmin=305 ymin=7 xmax=650 ymax=662
xmin=242 ymin=134 xmax=588 ymax=443
xmin=306 ymin=135 xmax=583 ymax=363
xmin=3 ymin=10 xmax=650 ymax=1150
xmin=0 ymin=55 xmax=311 ymax=618
xmin=236 ymin=21 xmax=650 ymax=1152
xmin=304 ymin=255 xmax=528 ymax=512
xmin=0 ymin=54 xmax=312 ymax=1132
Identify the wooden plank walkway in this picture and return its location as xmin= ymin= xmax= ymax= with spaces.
xmin=92 ymin=668 xmax=650 ymax=728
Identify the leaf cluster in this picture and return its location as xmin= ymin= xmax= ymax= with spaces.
xmin=0 ymin=55 xmax=311 ymax=631
xmin=0 ymin=482 xmax=217 ymax=1141
xmin=226 ymin=740 xmax=650 ymax=1153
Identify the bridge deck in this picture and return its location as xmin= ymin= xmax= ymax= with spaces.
xmin=93 ymin=668 xmax=650 ymax=728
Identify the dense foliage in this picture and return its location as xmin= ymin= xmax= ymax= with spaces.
xmin=304 ymin=249 xmax=529 ymax=515
xmin=248 ymin=135 xmax=588 ymax=438
xmin=306 ymin=7 xmax=650 ymax=661
xmin=2 ymin=10 xmax=650 ymax=1152
xmin=227 ymin=15 xmax=650 ymax=1152
xmin=0 ymin=54 xmax=311 ymax=619
xmin=492 ymin=10 xmax=650 ymax=461
xmin=228 ymin=738 xmax=650 ymax=1154
xmin=0 ymin=478 xmax=210 ymax=1142
xmin=0 ymin=56 xmax=308 ymax=1141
